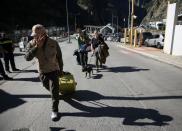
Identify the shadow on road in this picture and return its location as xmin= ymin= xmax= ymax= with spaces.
xmin=49 ymin=127 xmax=75 ymax=131
xmin=0 ymin=89 xmax=176 ymax=125
xmin=91 ymin=73 xmax=103 ymax=79
xmin=21 ymin=69 xmax=38 ymax=73
xmin=0 ymin=89 xmax=26 ymax=113
xmin=14 ymin=53 xmax=25 ymax=57
xmin=49 ymin=127 xmax=67 ymax=131
xmin=13 ymin=77 xmax=40 ymax=82
xmin=106 ymin=66 xmax=150 ymax=73
xmin=61 ymin=90 xmax=174 ymax=126
xmin=69 ymin=90 xmax=182 ymax=101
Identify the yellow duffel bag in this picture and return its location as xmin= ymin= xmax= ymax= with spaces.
xmin=59 ymin=72 xmax=77 ymax=95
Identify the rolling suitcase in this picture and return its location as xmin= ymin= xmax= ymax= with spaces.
xmin=59 ymin=72 xmax=77 ymax=95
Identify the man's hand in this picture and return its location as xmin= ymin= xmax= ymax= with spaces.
xmin=35 ymin=34 xmax=46 ymax=48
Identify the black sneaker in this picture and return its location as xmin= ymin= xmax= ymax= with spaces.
xmin=99 ymin=65 xmax=103 ymax=68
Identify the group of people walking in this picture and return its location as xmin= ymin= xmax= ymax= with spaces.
xmin=24 ymin=25 xmax=109 ymax=121
xmin=0 ymin=25 xmax=109 ymax=122
xmin=76 ymin=29 xmax=109 ymax=72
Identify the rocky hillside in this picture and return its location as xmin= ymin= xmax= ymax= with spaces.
xmin=0 ymin=0 xmax=181 ymax=32
xmin=142 ymin=0 xmax=182 ymax=24
xmin=0 ymin=0 xmax=147 ymax=31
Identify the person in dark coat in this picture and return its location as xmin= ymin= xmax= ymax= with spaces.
xmin=91 ymin=31 xmax=109 ymax=72
xmin=0 ymin=33 xmax=20 ymax=73
xmin=0 ymin=45 xmax=13 ymax=80
xmin=77 ymin=29 xmax=90 ymax=71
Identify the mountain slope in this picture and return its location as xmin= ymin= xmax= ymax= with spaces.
xmin=142 ymin=0 xmax=182 ymax=24
xmin=0 ymin=0 xmax=146 ymax=31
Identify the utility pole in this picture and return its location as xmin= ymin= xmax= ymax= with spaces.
xmin=116 ymin=16 xmax=118 ymax=34
xmin=74 ymin=13 xmax=80 ymax=32
xmin=128 ymin=0 xmax=131 ymax=29
xmin=112 ymin=13 xmax=113 ymax=27
xmin=130 ymin=0 xmax=135 ymax=46
xmin=66 ymin=0 xmax=71 ymax=43
xmin=74 ymin=15 xmax=77 ymax=32
xmin=113 ymin=15 xmax=118 ymax=34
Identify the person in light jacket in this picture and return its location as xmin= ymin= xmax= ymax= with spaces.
xmin=25 ymin=24 xmax=63 ymax=121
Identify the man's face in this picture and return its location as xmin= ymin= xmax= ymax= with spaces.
xmin=33 ymin=30 xmax=41 ymax=40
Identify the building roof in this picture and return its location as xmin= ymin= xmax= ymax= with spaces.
xmin=100 ymin=24 xmax=115 ymax=33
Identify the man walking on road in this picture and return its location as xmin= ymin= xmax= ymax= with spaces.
xmin=25 ymin=24 xmax=63 ymax=121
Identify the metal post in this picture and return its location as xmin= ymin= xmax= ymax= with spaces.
xmin=130 ymin=0 xmax=134 ymax=46
xmin=75 ymin=15 xmax=77 ymax=32
xmin=124 ymin=28 xmax=127 ymax=44
xmin=112 ymin=13 xmax=113 ymax=27
xmin=134 ymin=29 xmax=137 ymax=47
xmin=117 ymin=16 xmax=118 ymax=34
xmin=128 ymin=0 xmax=131 ymax=29
xmin=66 ymin=0 xmax=71 ymax=43
xmin=139 ymin=30 xmax=143 ymax=47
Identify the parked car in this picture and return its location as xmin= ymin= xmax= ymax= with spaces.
xmin=104 ymin=33 xmax=121 ymax=42
xmin=18 ymin=37 xmax=28 ymax=52
xmin=144 ymin=34 xmax=165 ymax=49
xmin=139 ymin=32 xmax=153 ymax=45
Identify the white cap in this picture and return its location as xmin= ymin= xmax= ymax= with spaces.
xmin=31 ymin=24 xmax=46 ymax=36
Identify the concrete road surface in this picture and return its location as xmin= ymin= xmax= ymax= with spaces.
xmin=0 ymin=39 xmax=182 ymax=131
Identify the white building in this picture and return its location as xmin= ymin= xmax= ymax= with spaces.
xmin=99 ymin=24 xmax=115 ymax=35
xmin=164 ymin=3 xmax=182 ymax=56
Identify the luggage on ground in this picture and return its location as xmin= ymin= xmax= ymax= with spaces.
xmin=59 ymin=72 xmax=77 ymax=95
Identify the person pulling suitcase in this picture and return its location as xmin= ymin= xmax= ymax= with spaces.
xmin=25 ymin=24 xmax=63 ymax=121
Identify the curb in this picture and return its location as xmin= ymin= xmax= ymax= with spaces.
xmin=117 ymin=44 xmax=182 ymax=70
